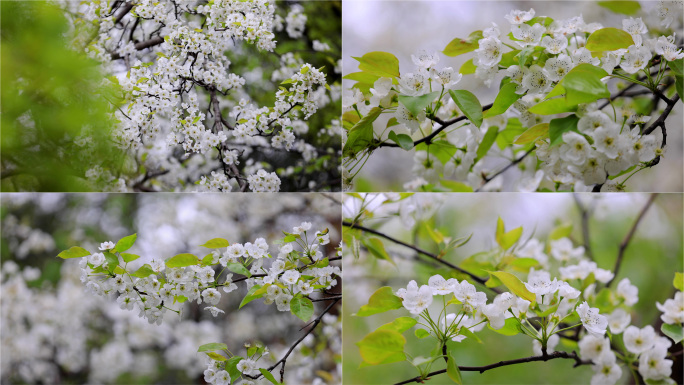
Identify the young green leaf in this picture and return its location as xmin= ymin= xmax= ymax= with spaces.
xmin=586 ymin=28 xmax=635 ymax=51
xmin=549 ymin=114 xmax=580 ymax=147
xmin=661 ymin=323 xmax=683 ymax=344
xmin=388 ymin=130 xmax=414 ymax=151
xmin=443 ymin=30 xmax=483 ymax=57
xmin=354 ymin=286 xmax=403 ymax=316
xmin=377 ymin=317 xmax=418 ymax=334
xmin=352 ymin=51 xmax=400 ymax=78
xmin=363 ymin=237 xmax=395 ymax=265
xmin=103 ymin=252 xmax=118 ymax=272
xmin=483 ymin=83 xmax=522 ymax=118
xmin=415 ymin=328 xmax=431 ymax=339
xmin=488 ymin=317 xmax=523 ymax=336
xmin=165 ymin=253 xmax=200 ymax=268
xmin=120 ymin=253 xmax=141 ymax=263
xmin=225 ymin=356 xmax=244 ymax=382
xmin=290 ymin=296 xmax=314 ymax=322
xmin=514 ymin=123 xmax=549 ymax=144
xmin=343 ymin=107 xmax=382 ymax=159
xmin=197 ymin=342 xmax=228 ymax=352
xmin=259 ymin=369 xmax=280 ymax=385
xmin=449 ymin=89 xmax=483 ymax=128
xmin=357 ymin=329 xmax=406 ymax=365
xmin=130 ymin=264 xmax=155 ymax=278
xmin=398 ymin=91 xmax=440 ymax=117
xmin=459 ymin=59 xmax=476 ymax=75
xmin=489 ymin=271 xmax=536 ymax=302
xmin=495 ymin=218 xmax=523 ymax=249
xmin=597 ymin=1 xmax=641 ymax=15
xmin=674 ymin=272 xmax=683 ymax=291
xmin=205 ymin=352 xmax=227 ymax=361
xmin=200 ymin=238 xmax=230 ymax=248
xmin=114 ymin=233 xmax=137 ymax=253
xmin=57 ymin=246 xmax=91 ymax=259
xmin=476 ymin=126 xmax=499 ymax=160
xmin=227 ymin=262 xmax=251 ymax=277
xmin=239 ymin=284 xmax=267 ymax=309
xmin=446 ymin=352 xmax=463 ymax=384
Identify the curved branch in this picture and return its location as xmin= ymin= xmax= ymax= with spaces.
xmin=474 ymin=147 xmax=536 ymax=192
xmin=343 ymin=221 xmax=500 ymax=294
xmin=605 ymin=193 xmax=657 ymax=287
xmin=111 ymin=36 xmax=165 ymax=60
xmin=393 ymin=350 xmax=591 ymax=385
xmin=379 ymin=103 xmax=494 ymax=148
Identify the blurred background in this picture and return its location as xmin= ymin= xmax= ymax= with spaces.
xmin=342 ymin=192 xmax=683 ymax=384
xmin=343 ymin=1 xmax=683 ymax=192
xmin=1 ymin=193 xmax=341 ymax=384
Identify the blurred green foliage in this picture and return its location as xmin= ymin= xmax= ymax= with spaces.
xmin=1 ymin=2 xmax=127 ymax=192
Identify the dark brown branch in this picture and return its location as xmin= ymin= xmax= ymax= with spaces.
xmin=114 ymin=2 xmax=134 ymax=25
xmin=393 ymin=351 xmax=591 ymax=385
xmin=246 ymin=298 xmax=341 ymax=383
xmin=111 ymin=36 xmax=165 ymax=60
xmin=343 ymin=221 xmax=500 ymax=294
xmin=572 ymin=194 xmax=593 ymax=261
xmin=379 ymin=103 xmax=494 ymax=148
xmin=605 ymin=194 xmax=657 ymax=287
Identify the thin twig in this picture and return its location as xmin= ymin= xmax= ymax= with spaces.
xmin=572 ymin=194 xmax=593 ymax=261
xmin=393 ymin=351 xmax=591 ymax=385
xmin=475 ymin=147 xmax=536 ymax=192
xmin=343 ymin=221 xmax=500 ymax=294
xmin=605 ymin=194 xmax=658 ymax=287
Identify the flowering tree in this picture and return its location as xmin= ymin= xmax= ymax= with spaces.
xmin=342 ymin=2 xmax=682 ymax=192
xmin=2 ymin=1 xmax=341 ymax=192
xmin=342 ymin=193 xmax=683 ymax=384
xmin=1 ymin=194 xmax=341 ymax=384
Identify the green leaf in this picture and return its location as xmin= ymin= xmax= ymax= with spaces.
xmin=446 ymin=352 xmax=463 ymax=384
xmin=514 ymin=123 xmax=549 ymax=144
xmin=443 ymin=30 xmax=483 ymax=57
xmin=527 ymin=98 xmax=578 ymax=115
xmin=352 ymin=51 xmax=400 ymax=78
xmin=586 ymin=28 xmax=635 ymax=52
xmin=357 ymin=329 xmax=406 ymax=365
xmin=674 ymin=272 xmax=683 ymax=291
xmin=488 ymin=317 xmax=523 ymax=336
xmin=510 ymin=258 xmax=540 ymax=270
xmin=561 ymin=64 xmax=610 ymax=105
xmin=200 ymin=238 xmax=229 ymax=248
xmin=489 ymin=271 xmax=536 ymax=302
xmin=343 ymin=107 xmax=382 ymax=158
xmin=114 ymin=233 xmax=137 ymax=253
xmin=227 ymin=262 xmax=251 ymax=277
xmin=388 ymin=130 xmax=414 ymax=151
xmin=669 ymin=59 xmax=683 ymax=76
xmin=495 ymin=218 xmax=523 ymax=250
xmin=355 ymin=286 xmax=403 ymax=317
xmin=290 ymin=296 xmax=314 ymax=322
xmin=103 ymin=252 xmax=118 ymax=272
xmin=459 ymin=59 xmax=476 ymax=75
xmin=517 ymin=47 xmax=535 ymax=69
xmin=130 ymin=264 xmax=155 ymax=278
xmin=415 ymin=328 xmax=431 ymax=339
xmin=398 ymin=91 xmax=440 ymax=117
xmin=597 ymin=1 xmax=641 ymax=15
xmin=476 ymin=126 xmax=499 ymax=160
xmin=165 ymin=253 xmax=200 ymax=268
xmin=484 ymin=83 xmax=522 ymax=118
xmin=363 ymin=237 xmax=395 ymax=265
xmin=661 ymin=323 xmax=683 ymax=344
xmin=259 ymin=369 xmax=280 ymax=385
xmin=343 ymin=71 xmax=381 ymax=84
xmin=644 ymin=378 xmax=677 ymax=385
xmin=415 ymin=140 xmax=457 ymax=164
xmin=440 ymin=180 xmax=474 ymax=192
xmin=57 ymin=246 xmax=91 ymax=259
xmin=226 ymin=356 xmax=243 ymax=382
xmin=549 ymin=223 xmax=573 ymax=240
xmin=500 ymin=50 xmax=521 ymax=67
xmin=496 ymin=118 xmax=525 ymax=149
xmin=549 ymin=114 xmax=580 ymax=147
xmin=120 ymin=253 xmax=140 ymax=263
xmin=449 ymin=90 xmax=483 ymax=128
xmin=239 ymin=284 xmax=267 ymax=309
xmin=205 ymin=352 xmax=227 ymax=361
xmin=377 ymin=316 xmax=417 ymax=334
xmin=197 ymin=342 xmax=228 ymax=352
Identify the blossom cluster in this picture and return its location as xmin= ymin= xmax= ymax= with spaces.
xmin=68 ymin=0 xmax=341 ymax=192
xmin=343 ymin=2 xmax=682 ymax=192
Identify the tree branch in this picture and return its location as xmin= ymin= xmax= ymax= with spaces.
xmin=393 ymin=350 xmax=591 ymax=385
xmin=605 ymin=193 xmax=657 ymax=287
xmin=572 ymin=194 xmax=594 ymax=261
xmin=111 ymin=36 xmax=165 ymax=60
xmin=343 ymin=221 xmax=500 ymax=294
xmin=379 ymin=103 xmax=494 ymax=148
xmin=474 ymin=147 xmax=536 ymax=192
